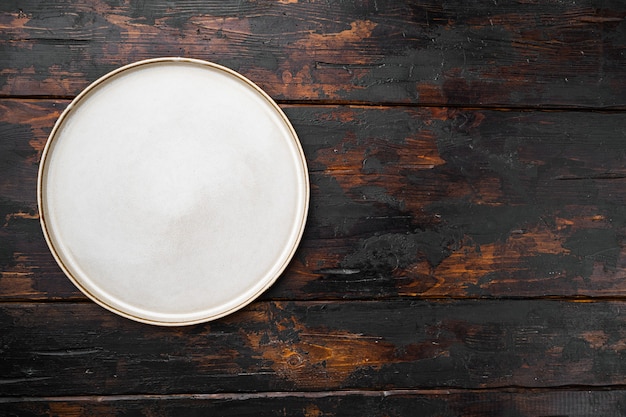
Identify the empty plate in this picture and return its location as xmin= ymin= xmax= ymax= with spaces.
xmin=38 ymin=58 xmax=309 ymax=326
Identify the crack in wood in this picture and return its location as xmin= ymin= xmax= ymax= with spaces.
xmin=0 ymin=377 xmax=53 ymax=385
xmin=30 ymin=349 xmax=103 ymax=357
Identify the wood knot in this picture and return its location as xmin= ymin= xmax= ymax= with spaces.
xmin=286 ymin=353 xmax=304 ymax=367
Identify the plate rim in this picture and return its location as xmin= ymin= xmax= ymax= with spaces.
xmin=37 ymin=57 xmax=310 ymax=326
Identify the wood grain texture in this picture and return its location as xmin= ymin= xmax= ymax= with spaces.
xmin=2 ymin=300 xmax=626 ymax=396
xmin=1 ymin=1 xmax=625 ymax=107
xmin=1 ymin=390 xmax=624 ymax=417
xmin=4 ymin=1 xmax=626 ymax=410
xmin=3 ymin=99 xmax=626 ymax=300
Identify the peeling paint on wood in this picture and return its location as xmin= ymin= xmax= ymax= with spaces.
xmin=0 ymin=1 xmax=625 ymax=106
xmin=3 ymin=1 xmax=626 ymax=413
xmin=3 ymin=100 xmax=626 ymax=300
xmin=2 ymin=300 xmax=626 ymax=396
xmin=1 ymin=389 xmax=625 ymax=417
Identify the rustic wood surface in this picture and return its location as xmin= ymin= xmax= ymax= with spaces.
xmin=2 ymin=1 xmax=626 ymax=416
xmin=4 ymin=300 xmax=626 ymax=395
xmin=2 ymin=0 xmax=626 ymax=108
xmin=2 ymin=390 xmax=626 ymax=417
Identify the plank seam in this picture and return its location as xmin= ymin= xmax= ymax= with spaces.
xmin=3 ymin=95 xmax=626 ymax=113
xmin=2 ymin=386 xmax=626 ymax=403
xmin=4 ymin=295 xmax=626 ymax=304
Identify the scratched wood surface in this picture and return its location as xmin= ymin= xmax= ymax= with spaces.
xmin=1 ymin=0 xmax=626 ymax=107
xmin=3 ymin=1 xmax=626 ymax=416
xmin=3 ymin=100 xmax=626 ymax=301
xmin=4 ymin=300 xmax=626 ymax=396
xmin=2 ymin=390 xmax=626 ymax=417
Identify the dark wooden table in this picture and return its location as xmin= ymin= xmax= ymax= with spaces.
xmin=3 ymin=1 xmax=626 ymax=415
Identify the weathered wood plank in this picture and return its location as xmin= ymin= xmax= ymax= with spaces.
xmin=3 ymin=100 xmax=626 ymax=300
xmin=1 ymin=390 xmax=623 ymax=417
xmin=1 ymin=1 xmax=625 ymax=107
xmin=1 ymin=300 xmax=626 ymax=395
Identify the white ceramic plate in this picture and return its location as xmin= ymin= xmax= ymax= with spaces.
xmin=38 ymin=58 xmax=309 ymax=326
